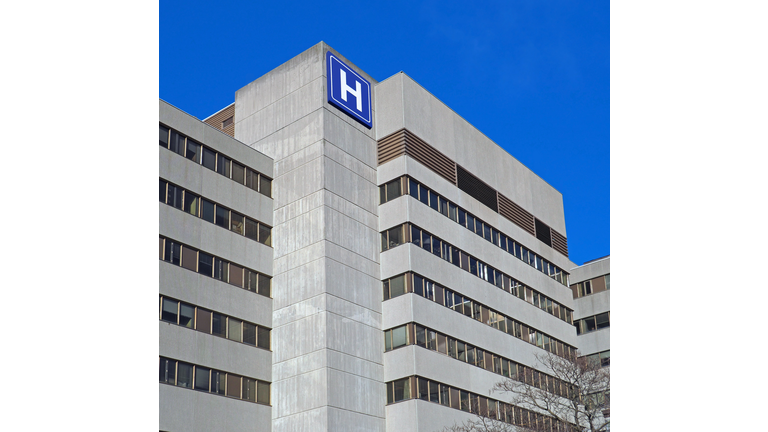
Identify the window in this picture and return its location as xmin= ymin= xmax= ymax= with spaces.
xmin=212 ymin=313 xmax=226 ymax=337
xmin=198 ymin=252 xmax=213 ymax=277
xmin=167 ymin=184 xmax=182 ymax=209
xmin=202 ymin=146 xmax=216 ymax=171
xmin=258 ymin=224 xmax=272 ymax=246
xmin=216 ymin=154 xmax=230 ymax=177
xmin=169 ymin=131 xmax=185 ymax=156
xmin=194 ymin=367 xmax=210 ymax=391
xmin=230 ymin=212 xmax=244 ymax=235
xmin=201 ymin=199 xmax=215 ymax=223
xmin=243 ymin=322 xmax=257 ymax=346
xmin=259 ymin=176 xmax=271 ymax=197
xmin=185 ymin=139 xmax=201 ymax=163
xmin=183 ymin=192 xmax=199 ymax=216
xmin=222 ymin=116 xmax=233 ymax=128
xmin=227 ymin=318 xmax=242 ymax=342
xmin=179 ymin=303 xmax=194 ymax=328
xmin=181 ymin=246 xmax=197 ymax=271
xmin=258 ymin=327 xmax=271 ymax=350
xmin=160 ymin=125 xmax=169 ymax=147
xmin=231 ymin=162 xmax=245 ymax=184
xmin=161 ymin=298 xmax=178 ymax=323
xmin=159 ymin=179 xmax=167 ymax=203
xmin=215 ymin=205 xmax=229 ymax=228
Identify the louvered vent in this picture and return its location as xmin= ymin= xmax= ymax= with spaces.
xmin=497 ymin=193 xmax=535 ymax=236
xmin=377 ymin=129 xmax=407 ymax=165
xmin=534 ymin=218 xmax=552 ymax=247
xmin=457 ymin=166 xmax=497 ymax=212
xmin=377 ymin=129 xmax=457 ymax=184
xmin=551 ymin=229 xmax=569 ymax=257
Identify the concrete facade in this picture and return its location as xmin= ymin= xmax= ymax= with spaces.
xmin=233 ymin=43 xmax=385 ymax=432
xmin=160 ymin=42 xmax=609 ymax=432
xmin=160 ymin=100 xmax=274 ymax=432
xmin=571 ymin=256 xmax=611 ymax=359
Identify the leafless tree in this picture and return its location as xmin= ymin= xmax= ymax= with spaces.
xmin=442 ymin=352 xmax=609 ymax=432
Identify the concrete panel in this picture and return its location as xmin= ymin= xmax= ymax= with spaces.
xmin=574 ymin=290 xmax=610 ymax=319
xmin=160 ymin=384 xmax=271 ymax=432
xmin=575 ymin=328 xmax=610 ymax=355
xmin=324 ymin=258 xmax=383 ymax=313
xmin=272 ymin=368 xmax=328 ymax=418
xmin=161 ymin=99 xmax=273 ymax=176
xmin=328 ymin=406 xmax=386 ymax=432
xmin=248 ymin=110 xmax=325 ymax=166
xmin=159 ymin=322 xmax=271 ymax=381
xmin=323 ymin=108 xmax=378 ymax=169
xmin=272 ymin=258 xmax=326 ymax=311
xmin=159 ymin=262 xmax=271 ymax=328
xmin=327 ymin=368 xmax=386 ymax=417
xmin=271 ymin=312 xmax=327 ymax=364
xmin=159 ymin=204 xmax=273 ymax=276
xmin=272 ymin=407 xmax=327 ymax=431
xmin=570 ymin=256 xmax=610 ymax=282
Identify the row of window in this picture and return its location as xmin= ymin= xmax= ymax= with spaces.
xmin=160 ymin=296 xmax=270 ymax=350
xmin=160 ymin=123 xmax=272 ymax=198
xmin=382 ymin=272 xmax=577 ymax=358
xmin=160 ymin=179 xmax=272 ymax=247
xmin=571 ymin=274 xmax=610 ymax=299
xmin=582 ymin=350 xmax=610 ymax=368
xmin=381 ymin=223 xmax=574 ymax=324
xmin=386 ymin=376 xmax=573 ymax=432
xmin=574 ymin=312 xmax=610 ymax=335
xmin=159 ymin=357 xmax=270 ymax=405
xmin=159 ymin=236 xmax=271 ymax=298
xmin=384 ymin=323 xmax=572 ymax=398
xmin=380 ymin=176 xmax=569 ymax=286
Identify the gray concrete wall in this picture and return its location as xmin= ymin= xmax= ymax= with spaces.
xmin=160 ymin=100 xmax=274 ymax=432
xmin=571 ymin=257 xmax=610 ymax=356
xmin=234 ymin=42 xmax=385 ymax=432
xmin=374 ymin=73 xmax=567 ymax=236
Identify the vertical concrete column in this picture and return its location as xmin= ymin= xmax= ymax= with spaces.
xmin=234 ymin=43 xmax=385 ymax=432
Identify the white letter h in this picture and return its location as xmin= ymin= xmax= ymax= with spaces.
xmin=339 ymin=69 xmax=362 ymax=112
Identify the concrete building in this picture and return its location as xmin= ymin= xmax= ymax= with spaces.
xmin=570 ymin=256 xmax=610 ymax=368
xmin=159 ymin=100 xmax=275 ymax=431
xmin=159 ymin=42 xmax=609 ymax=432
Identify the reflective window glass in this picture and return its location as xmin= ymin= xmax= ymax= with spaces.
xmin=259 ymin=224 xmax=271 ymax=246
xmin=161 ymin=298 xmax=178 ymax=323
xmin=194 ymin=366 xmax=209 ymax=391
xmin=216 ymin=155 xmax=230 ymax=177
xmin=201 ymin=199 xmax=215 ymax=223
xmin=231 ymin=162 xmax=245 ymax=184
xmin=179 ymin=303 xmax=194 ymax=328
xmin=227 ymin=318 xmax=242 ymax=342
xmin=202 ymin=146 xmax=216 ymax=170
xmin=215 ymin=205 xmax=229 ymax=228
xmin=185 ymin=139 xmax=201 ymax=163
xmin=159 ymin=125 xmax=169 ymax=147
xmin=243 ymin=322 xmax=257 ymax=346
xmin=230 ymin=212 xmax=244 ymax=235
xmin=198 ymin=252 xmax=213 ymax=277
xmin=212 ymin=313 xmax=226 ymax=337
xmin=259 ymin=176 xmax=271 ymax=197
xmin=183 ymin=191 xmax=199 ymax=216
xmin=257 ymin=327 xmax=270 ymax=350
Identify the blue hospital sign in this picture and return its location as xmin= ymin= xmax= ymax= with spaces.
xmin=326 ymin=51 xmax=372 ymax=128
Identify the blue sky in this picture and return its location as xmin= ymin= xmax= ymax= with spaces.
xmin=160 ymin=0 xmax=609 ymax=266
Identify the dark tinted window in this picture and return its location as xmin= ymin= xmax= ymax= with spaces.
xmin=202 ymin=147 xmax=216 ymax=170
xmin=159 ymin=125 xmax=169 ymax=147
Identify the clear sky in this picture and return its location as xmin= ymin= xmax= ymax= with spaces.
xmin=160 ymin=0 xmax=609 ymax=266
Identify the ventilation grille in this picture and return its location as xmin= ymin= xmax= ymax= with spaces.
xmin=498 ymin=193 xmax=535 ymax=236
xmin=204 ymin=103 xmax=235 ymax=137
xmin=551 ymin=229 xmax=569 ymax=257
xmin=377 ymin=129 xmax=457 ymax=184
xmin=377 ymin=128 xmax=569 ymax=258
xmin=457 ymin=166 xmax=497 ymax=212
xmin=377 ymin=129 xmax=407 ymax=165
